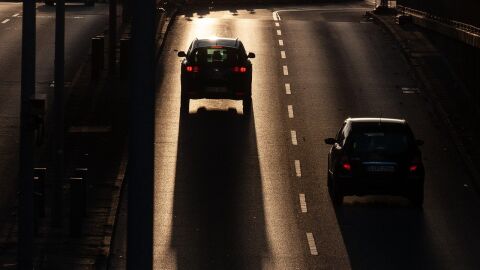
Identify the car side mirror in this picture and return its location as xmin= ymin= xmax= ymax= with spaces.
xmin=324 ymin=138 xmax=336 ymax=145
xmin=247 ymin=52 xmax=255 ymax=59
xmin=416 ymin=139 xmax=424 ymax=146
xmin=177 ymin=51 xmax=187 ymax=57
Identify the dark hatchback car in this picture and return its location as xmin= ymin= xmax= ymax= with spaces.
xmin=177 ymin=37 xmax=255 ymax=115
xmin=325 ymin=118 xmax=425 ymax=206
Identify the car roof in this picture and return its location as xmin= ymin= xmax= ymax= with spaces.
xmin=346 ymin=117 xmax=407 ymax=125
xmin=193 ymin=37 xmax=240 ymax=49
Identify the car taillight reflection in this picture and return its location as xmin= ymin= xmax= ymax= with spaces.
xmin=232 ymin=66 xmax=247 ymax=73
xmin=409 ymin=164 xmax=418 ymax=172
xmin=342 ymin=163 xmax=352 ymax=171
xmin=186 ymin=66 xmax=200 ymax=73
xmin=409 ymin=156 xmax=422 ymax=172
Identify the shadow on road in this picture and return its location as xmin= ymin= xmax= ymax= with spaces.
xmin=170 ymin=108 xmax=270 ymax=269
xmin=334 ymin=200 xmax=441 ymax=270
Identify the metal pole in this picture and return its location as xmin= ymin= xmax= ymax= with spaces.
xmin=127 ymin=0 xmax=155 ymax=268
xmin=18 ymin=0 xmax=36 ymax=268
xmin=52 ymin=0 xmax=66 ymax=227
xmin=109 ymin=0 xmax=117 ymax=74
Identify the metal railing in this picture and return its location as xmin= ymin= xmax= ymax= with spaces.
xmin=398 ymin=5 xmax=480 ymax=36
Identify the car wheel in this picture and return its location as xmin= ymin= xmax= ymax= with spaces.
xmin=243 ymin=97 xmax=252 ymax=118
xmin=330 ymin=179 xmax=344 ymax=206
xmin=180 ymin=96 xmax=189 ymax=115
xmin=409 ymin=185 xmax=424 ymax=208
xmin=327 ymin=172 xmax=332 ymax=188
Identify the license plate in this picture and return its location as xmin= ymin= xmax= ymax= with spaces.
xmin=206 ymin=86 xmax=227 ymax=93
xmin=366 ymin=165 xmax=395 ymax=173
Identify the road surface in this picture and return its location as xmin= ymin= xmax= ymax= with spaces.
xmin=152 ymin=1 xmax=480 ymax=269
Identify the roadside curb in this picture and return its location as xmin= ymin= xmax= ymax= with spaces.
xmin=367 ymin=11 xmax=480 ymax=194
xmin=98 ymin=148 xmax=127 ymax=269
xmin=155 ymin=7 xmax=179 ymax=63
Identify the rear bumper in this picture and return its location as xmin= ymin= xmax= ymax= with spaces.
xmin=185 ymin=91 xmax=249 ymax=100
xmin=335 ymin=175 xmax=424 ymax=196
xmin=181 ymin=76 xmax=251 ymax=100
xmin=182 ymin=84 xmax=251 ymax=100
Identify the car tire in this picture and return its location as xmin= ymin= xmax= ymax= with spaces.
xmin=330 ymin=179 xmax=344 ymax=206
xmin=409 ymin=185 xmax=424 ymax=208
xmin=327 ymin=172 xmax=332 ymax=188
xmin=180 ymin=95 xmax=189 ymax=115
xmin=45 ymin=0 xmax=54 ymax=6
xmin=243 ymin=96 xmax=252 ymax=118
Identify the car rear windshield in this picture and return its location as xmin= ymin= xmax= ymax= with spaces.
xmin=189 ymin=47 xmax=243 ymax=65
xmin=347 ymin=125 xmax=414 ymax=154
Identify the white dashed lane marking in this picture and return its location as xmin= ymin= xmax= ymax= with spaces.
xmin=281 ymin=51 xmax=286 ymax=59
xmin=287 ymin=105 xmax=294 ymax=118
xmin=278 ymin=39 xmax=284 ymax=46
xmin=299 ymin=194 xmax=307 ymax=213
xmin=306 ymin=233 xmax=319 ymax=255
xmin=13 ymin=13 xmax=20 ymax=17
xmin=275 ymin=22 xmax=280 ymax=27
xmin=2 ymin=19 xmax=10 ymax=24
xmin=290 ymin=130 xmax=298 ymax=145
xmin=294 ymin=160 xmax=301 ymax=177
xmin=277 ymin=29 xmax=282 ymax=36
xmin=283 ymin=65 xmax=288 ymax=75
xmin=285 ymin=83 xmax=291 ymax=94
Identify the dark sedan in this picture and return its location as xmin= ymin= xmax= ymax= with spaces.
xmin=325 ymin=118 xmax=425 ymax=207
xmin=177 ymin=37 xmax=255 ymax=116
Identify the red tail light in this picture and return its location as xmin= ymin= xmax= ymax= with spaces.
xmin=232 ymin=66 xmax=247 ymax=73
xmin=409 ymin=156 xmax=422 ymax=172
xmin=186 ymin=66 xmax=200 ymax=73
xmin=342 ymin=163 xmax=352 ymax=171
xmin=409 ymin=165 xmax=418 ymax=172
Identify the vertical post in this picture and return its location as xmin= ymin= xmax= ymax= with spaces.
xmin=18 ymin=0 xmax=36 ymax=268
xmin=91 ymin=36 xmax=105 ymax=80
xmin=34 ymin=168 xmax=47 ymax=218
xmin=74 ymin=168 xmax=89 ymax=216
xmin=127 ymin=0 xmax=155 ymax=268
xmin=52 ymin=0 xmax=66 ymax=227
xmin=69 ymin=177 xmax=84 ymax=237
xmin=120 ymin=37 xmax=131 ymax=80
xmin=109 ymin=0 xmax=117 ymax=74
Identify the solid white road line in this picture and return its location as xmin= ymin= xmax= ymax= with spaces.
xmin=291 ymin=130 xmax=298 ymax=145
xmin=275 ymin=22 xmax=280 ymax=27
xmin=277 ymin=29 xmax=282 ymax=36
xmin=306 ymin=233 xmax=319 ymax=255
xmin=281 ymin=51 xmax=286 ymax=59
xmin=12 ymin=13 xmax=20 ymax=17
xmin=299 ymin=194 xmax=307 ymax=213
xmin=283 ymin=65 xmax=289 ymax=75
xmin=287 ymin=105 xmax=294 ymax=118
xmin=294 ymin=160 xmax=301 ymax=177
xmin=285 ymin=83 xmax=291 ymax=94
xmin=2 ymin=19 xmax=10 ymax=24
xmin=279 ymin=39 xmax=284 ymax=46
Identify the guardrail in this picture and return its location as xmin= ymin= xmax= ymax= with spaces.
xmin=398 ymin=5 xmax=480 ymax=36
xmin=397 ymin=5 xmax=480 ymax=48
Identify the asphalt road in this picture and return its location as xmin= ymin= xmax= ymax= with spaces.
xmin=152 ymin=1 xmax=480 ymax=269
xmin=0 ymin=2 xmax=107 ymax=220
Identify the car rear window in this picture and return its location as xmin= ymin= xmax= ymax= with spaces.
xmin=190 ymin=47 xmax=242 ymax=65
xmin=347 ymin=125 xmax=414 ymax=154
